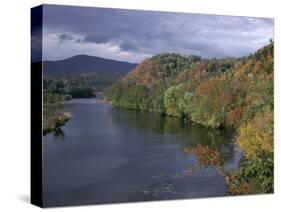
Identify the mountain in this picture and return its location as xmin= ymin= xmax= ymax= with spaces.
xmin=42 ymin=55 xmax=138 ymax=77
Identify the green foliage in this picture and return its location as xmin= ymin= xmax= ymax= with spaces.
xmin=153 ymin=95 xmax=165 ymax=114
xmin=178 ymin=91 xmax=196 ymax=118
xmin=44 ymin=72 xmax=122 ymax=99
xmin=151 ymin=53 xmax=201 ymax=79
xmin=164 ymin=86 xmax=183 ymax=117
xmin=228 ymin=151 xmax=273 ymax=194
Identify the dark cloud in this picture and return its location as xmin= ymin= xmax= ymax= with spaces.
xmin=83 ymin=33 xmax=115 ymax=44
xmin=42 ymin=4 xmax=274 ymax=62
xmin=119 ymin=40 xmax=139 ymax=51
xmin=57 ymin=33 xmax=74 ymax=43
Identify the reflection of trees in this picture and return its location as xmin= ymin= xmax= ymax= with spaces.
xmin=111 ymin=108 xmax=237 ymax=184
xmin=184 ymin=144 xmax=225 ymax=176
xmin=111 ymin=108 xmax=234 ymax=149
xmin=184 ymin=145 xmax=223 ymax=168
xmin=52 ymin=128 xmax=65 ymax=138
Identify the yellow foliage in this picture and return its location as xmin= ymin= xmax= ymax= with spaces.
xmin=237 ymin=108 xmax=273 ymax=158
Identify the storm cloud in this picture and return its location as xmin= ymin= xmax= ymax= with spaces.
xmin=42 ymin=4 xmax=274 ymax=63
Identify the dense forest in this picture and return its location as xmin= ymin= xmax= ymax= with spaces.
xmin=105 ymin=42 xmax=274 ymax=194
xmin=43 ymin=72 xmax=123 ymax=99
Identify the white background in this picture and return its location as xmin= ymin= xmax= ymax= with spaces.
xmin=0 ymin=0 xmax=280 ymax=211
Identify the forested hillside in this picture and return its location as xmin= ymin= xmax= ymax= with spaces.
xmin=106 ymin=42 xmax=274 ymax=194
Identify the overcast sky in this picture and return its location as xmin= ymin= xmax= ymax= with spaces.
xmin=42 ymin=4 xmax=274 ymax=63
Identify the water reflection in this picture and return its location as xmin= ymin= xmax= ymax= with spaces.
xmin=110 ymin=108 xmax=235 ymax=156
xmin=52 ymin=128 xmax=65 ymax=138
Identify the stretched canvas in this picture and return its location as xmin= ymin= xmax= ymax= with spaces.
xmin=31 ymin=4 xmax=274 ymax=208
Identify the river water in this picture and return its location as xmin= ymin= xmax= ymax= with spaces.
xmin=43 ymin=98 xmax=241 ymax=207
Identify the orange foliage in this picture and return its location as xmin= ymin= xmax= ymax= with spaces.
xmin=227 ymin=107 xmax=244 ymax=125
xmin=184 ymin=144 xmax=223 ymax=168
xmin=196 ymin=80 xmax=214 ymax=96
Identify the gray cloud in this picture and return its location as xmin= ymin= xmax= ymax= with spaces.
xmin=42 ymin=4 xmax=274 ymax=62
xmin=57 ymin=33 xmax=74 ymax=43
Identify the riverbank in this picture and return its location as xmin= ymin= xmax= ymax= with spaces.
xmin=43 ymin=92 xmax=72 ymax=135
xmin=43 ymin=111 xmax=71 ymax=135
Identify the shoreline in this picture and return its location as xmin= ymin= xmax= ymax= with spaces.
xmin=43 ymin=112 xmax=71 ymax=135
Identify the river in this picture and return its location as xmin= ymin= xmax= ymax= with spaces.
xmin=43 ymin=98 xmax=241 ymax=207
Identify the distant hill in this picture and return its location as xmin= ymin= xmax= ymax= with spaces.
xmin=42 ymin=55 xmax=138 ymax=77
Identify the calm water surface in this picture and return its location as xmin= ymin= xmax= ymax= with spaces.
xmin=43 ymin=98 xmax=241 ymax=207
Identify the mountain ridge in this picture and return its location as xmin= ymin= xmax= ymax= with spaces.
xmin=41 ymin=54 xmax=138 ymax=77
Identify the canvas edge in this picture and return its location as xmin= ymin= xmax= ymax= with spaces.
xmin=31 ymin=4 xmax=43 ymax=208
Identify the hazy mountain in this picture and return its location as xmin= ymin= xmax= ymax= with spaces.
xmin=42 ymin=55 xmax=138 ymax=77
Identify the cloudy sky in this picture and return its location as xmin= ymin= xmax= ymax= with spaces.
xmin=42 ymin=4 xmax=274 ymax=63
